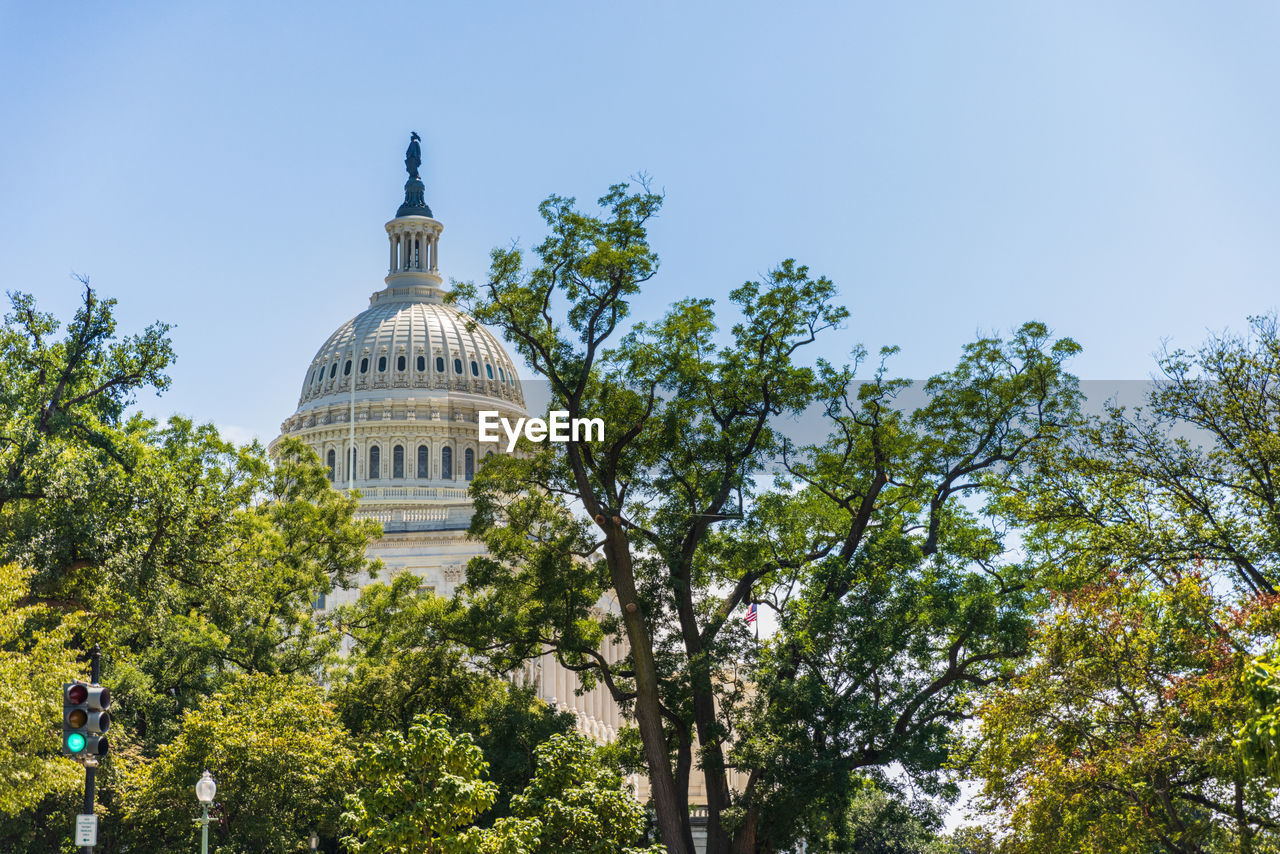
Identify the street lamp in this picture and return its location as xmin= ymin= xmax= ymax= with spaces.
xmin=310 ymin=831 xmax=319 ymax=851
xmin=195 ymin=770 xmax=216 ymax=854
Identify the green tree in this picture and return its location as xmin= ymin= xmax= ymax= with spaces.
xmin=971 ymin=573 xmax=1277 ymax=853
xmin=341 ymin=712 xmax=539 ymax=854
xmin=985 ymin=315 xmax=1280 ymax=851
xmin=330 ymin=574 xmax=575 ymax=819
xmin=508 ymin=732 xmax=661 ymax=854
xmin=0 ymin=286 xmax=379 ymax=851
xmin=453 ymin=182 xmax=1081 ymax=853
xmin=124 ymin=672 xmax=355 ymax=853
xmin=0 ymin=563 xmax=81 ymax=815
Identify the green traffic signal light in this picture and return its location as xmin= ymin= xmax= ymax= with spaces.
xmin=63 ymin=680 xmax=111 ymax=760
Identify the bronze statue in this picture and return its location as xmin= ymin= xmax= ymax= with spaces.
xmin=405 ymin=132 xmax=422 ymax=180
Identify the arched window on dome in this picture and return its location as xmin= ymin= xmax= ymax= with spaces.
xmin=441 ymin=446 xmax=453 ymax=480
xmin=397 ymin=355 xmax=406 ymax=371
xmin=327 ymin=449 xmax=335 ymax=481
xmin=417 ymin=445 xmax=429 ymax=478
xmin=378 ymin=356 xmax=387 ymax=372
xmin=329 ymin=363 xmax=337 ymax=379
xmin=393 ymin=445 xmax=404 ymax=478
xmin=498 ymin=367 xmax=505 ymax=382
xmin=417 ymin=355 xmax=425 ymax=372
xmin=470 ymin=360 xmax=479 ymax=377
xmin=368 ymin=445 xmax=380 ymax=479
xmin=436 ymin=356 xmax=445 ymax=373
xmin=465 ymin=448 xmax=474 ymax=481
xmin=344 ymin=360 xmax=352 ymax=376
xmin=485 ymin=364 xmax=493 ymax=380
xmin=360 ymin=357 xmax=369 ymax=373
xmin=453 ymin=358 xmax=463 ymax=374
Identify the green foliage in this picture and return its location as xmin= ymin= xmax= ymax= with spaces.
xmin=0 ymin=563 xmax=81 ymax=815
xmin=782 ymin=781 xmax=942 ymax=854
xmin=330 ymin=574 xmax=575 ymax=819
xmin=453 ymin=180 xmax=1083 ymax=853
xmin=971 ymin=574 xmax=1277 ymax=853
xmin=0 ymin=287 xmax=380 ymax=852
xmin=124 ymin=672 xmax=355 ymax=853
xmin=509 ymin=732 xmax=661 ymax=854
xmin=1238 ymin=649 xmax=1280 ymax=782
xmin=342 ymin=712 xmax=540 ymax=854
xmin=972 ymin=314 xmax=1280 ymax=851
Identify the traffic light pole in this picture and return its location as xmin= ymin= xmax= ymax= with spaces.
xmin=83 ymin=644 xmax=100 ymax=854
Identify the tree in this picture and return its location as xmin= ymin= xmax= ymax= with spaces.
xmin=0 ymin=286 xmax=380 ymax=851
xmin=124 ymin=672 xmax=356 ymax=853
xmin=970 ymin=572 xmax=1278 ymax=853
xmin=984 ymin=314 xmax=1280 ymax=851
xmin=341 ymin=712 xmax=539 ymax=854
xmin=453 ymin=182 xmax=1082 ymax=853
xmin=330 ymin=574 xmax=575 ymax=819
xmin=508 ymin=732 xmax=662 ymax=854
xmin=0 ymin=563 xmax=81 ymax=815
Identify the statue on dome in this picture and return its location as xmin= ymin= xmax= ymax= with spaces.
xmin=405 ymin=132 xmax=422 ymax=180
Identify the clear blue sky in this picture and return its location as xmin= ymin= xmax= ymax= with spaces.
xmin=2 ymin=1 xmax=1279 ymax=444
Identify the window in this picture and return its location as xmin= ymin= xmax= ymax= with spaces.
xmin=393 ymin=445 xmax=404 ymax=478
xmin=465 ymin=448 xmax=474 ymax=481
xmin=360 ymin=357 xmax=369 ymax=373
xmin=436 ymin=356 xmax=445 ymax=372
xmin=485 ymin=364 xmax=493 ymax=380
xmin=417 ymin=445 xmax=430 ymax=478
xmin=329 ymin=362 xmax=337 ymax=378
xmin=417 ymin=355 xmax=426 ymax=371
xmin=314 ymin=592 xmax=326 ymax=610
xmin=327 ymin=449 xmax=336 ymax=480
xmin=369 ymin=445 xmax=380 ymax=479
xmin=454 ymin=358 xmax=463 ymax=374
xmin=441 ymin=446 xmax=453 ymax=480
xmin=378 ymin=356 xmax=387 ymax=372
xmin=397 ymin=355 xmax=406 ymax=371
xmin=344 ymin=360 xmax=352 ymax=376
xmin=498 ymin=367 xmax=505 ymax=382
xmin=485 ymin=450 xmax=494 ymax=460
xmin=470 ymin=360 xmax=479 ymax=376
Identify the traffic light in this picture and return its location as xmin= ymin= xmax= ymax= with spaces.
xmin=62 ymin=681 xmax=111 ymax=760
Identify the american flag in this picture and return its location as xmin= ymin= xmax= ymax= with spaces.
xmin=745 ymin=602 xmax=757 ymax=624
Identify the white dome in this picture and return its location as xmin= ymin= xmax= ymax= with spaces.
xmin=295 ymin=287 xmax=524 ymax=411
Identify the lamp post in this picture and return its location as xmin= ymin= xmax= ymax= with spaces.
xmin=195 ymin=770 xmax=216 ymax=854
xmin=310 ymin=831 xmax=319 ymax=851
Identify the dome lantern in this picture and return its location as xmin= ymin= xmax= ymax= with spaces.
xmin=386 ymin=132 xmax=444 ymax=295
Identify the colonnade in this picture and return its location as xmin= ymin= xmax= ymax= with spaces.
xmin=388 ymin=224 xmax=439 ymax=274
xmin=518 ymin=637 xmax=627 ymax=743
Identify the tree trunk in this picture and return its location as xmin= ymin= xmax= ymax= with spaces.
xmin=1236 ymin=760 xmax=1254 ymax=854
xmin=690 ymin=668 xmax=734 ymax=853
xmin=608 ymin=535 xmax=694 ymax=854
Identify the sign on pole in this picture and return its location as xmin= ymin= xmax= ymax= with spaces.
xmin=75 ymin=813 xmax=97 ymax=847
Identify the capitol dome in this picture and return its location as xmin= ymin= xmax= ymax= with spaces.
xmin=267 ymin=137 xmax=635 ymax=757
xmin=271 ymin=141 xmax=526 ymax=537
